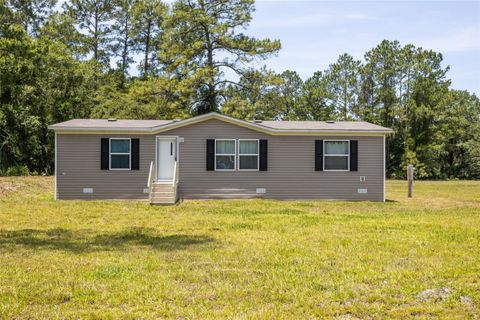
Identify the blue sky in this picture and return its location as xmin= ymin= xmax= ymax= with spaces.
xmin=245 ymin=0 xmax=480 ymax=95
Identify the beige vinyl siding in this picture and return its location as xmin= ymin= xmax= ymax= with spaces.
xmin=56 ymin=134 xmax=154 ymax=199
xmin=55 ymin=119 xmax=385 ymax=201
xmin=164 ymin=119 xmax=385 ymax=201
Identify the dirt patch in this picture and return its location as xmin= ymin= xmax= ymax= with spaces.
xmin=417 ymin=287 xmax=452 ymax=302
xmin=0 ymin=182 xmax=20 ymax=196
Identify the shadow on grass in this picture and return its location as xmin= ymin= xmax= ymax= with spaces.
xmin=385 ymin=199 xmax=399 ymax=203
xmin=0 ymin=227 xmax=214 ymax=253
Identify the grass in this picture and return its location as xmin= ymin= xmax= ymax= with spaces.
xmin=0 ymin=177 xmax=479 ymax=319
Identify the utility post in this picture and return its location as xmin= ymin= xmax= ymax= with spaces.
xmin=407 ymin=165 xmax=414 ymax=198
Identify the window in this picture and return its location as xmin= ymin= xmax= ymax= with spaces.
xmin=110 ymin=138 xmax=131 ymax=170
xmin=238 ymin=140 xmax=259 ymax=170
xmin=215 ymin=140 xmax=236 ymax=170
xmin=324 ymin=140 xmax=349 ymax=171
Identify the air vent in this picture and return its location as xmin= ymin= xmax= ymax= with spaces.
xmin=326 ymin=120 xmax=335 ymax=124
xmin=107 ymin=118 xmax=117 ymax=122
xmin=256 ymin=188 xmax=266 ymax=194
xmin=83 ymin=188 xmax=93 ymax=194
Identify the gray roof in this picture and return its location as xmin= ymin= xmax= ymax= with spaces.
xmin=49 ymin=119 xmax=174 ymax=129
xmin=49 ymin=113 xmax=392 ymax=134
xmin=259 ymin=120 xmax=390 ymax=132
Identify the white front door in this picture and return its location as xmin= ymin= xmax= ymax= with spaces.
xmin=157 ymin=137 xmax=177 ymax=181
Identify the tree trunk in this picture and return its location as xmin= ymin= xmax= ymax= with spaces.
xmin=205 ymin=30 xmax=216 ymax=113
xmin=94 ymin=10 xmax=99 ymax=61
xmin=143 ymin=20 xmax=152 ymax=78
xmin=120 ymin=15 xmax=129 ymax=88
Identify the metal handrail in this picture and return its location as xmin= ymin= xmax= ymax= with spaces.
xmin=147 ymin=161 xmax=154 ymax=189
xmin=172 ymin=161 xmax=177 ymax=187
xmin=172 ymin=160 xmax=179 ymax=202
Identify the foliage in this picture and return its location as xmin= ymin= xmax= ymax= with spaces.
xmin=2 ymin=164 xmax=31 ymax=175
xmin=160 ymin=0 xmax=281 ymax=114
xmin=92 ymin=77 xmax=190 ymax=119
xmin=1 ymin=177 xmax=480 ymax=318
xmin=63 ymin=0 xmax=114 ymax=64
xmin=323 ymin=53 xmax=362 ymax=120
xmin=131 ymin=0 xmax=167 ymax=77
xmin=0 ymin=11 xmax=94 ymax=173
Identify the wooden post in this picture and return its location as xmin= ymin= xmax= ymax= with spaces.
xmin=407 ymin=165 xmax=414 ymax=198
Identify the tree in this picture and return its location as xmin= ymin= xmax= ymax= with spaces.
xmin=0 ymin=14 xmax=95 ymax=174
xmin=222 ymin=68 xmax=280 ymax=120
xmin=438 ymin=90 xmax=480 ymax=178
xmin=39 ymin=12 xmax=88 ymax=58
xmin=6 ymin=0 xmax=56 ymax=34
xmin=110 ymin=0 xmax=136 ymax=87
xmin=160 ymin=0 xmax=280 ymax=114
xmin=269 ymin=70 xmax=304 ymax=120
xmin=324 ymin=53 xmax=362 ymax=120
xmin=362 ymin=40 xmax=451 ymax=178
xmin=92 ymin=77 xmax=190 ymax=119
xmin=300 ymin=71 xmax=335 ymax=120
xmin=131 ymin=0 xmax=167 ymax=77
xmin=64 ymin=0 xmax=114 ymax=64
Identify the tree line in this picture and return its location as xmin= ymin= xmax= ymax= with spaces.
xmin=1 ymin=0 xmax=479 ymax=179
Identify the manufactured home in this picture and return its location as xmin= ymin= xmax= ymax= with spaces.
xmin=48 ymin=113 xmax=392 ymax=204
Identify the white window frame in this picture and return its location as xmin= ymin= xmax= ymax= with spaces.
xmin=238 ymin=139 xmax=259 ymax=171
xmin=323 ymin=140 xmax=350 ymax=172
xmin=109 ymin=138 xmax=131 ymax=170
xmin=215 ymin=139 xmax=236 ymax=171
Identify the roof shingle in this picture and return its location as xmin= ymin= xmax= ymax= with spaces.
xmin=49 ymin=113 xmax=392 ymax=134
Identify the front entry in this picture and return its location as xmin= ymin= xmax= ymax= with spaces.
xmin=156 ymin=137 xmax=177 ymax=181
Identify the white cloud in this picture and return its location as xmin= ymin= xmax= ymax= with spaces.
xmin=419 ymin=27 xmax=480 ymax=53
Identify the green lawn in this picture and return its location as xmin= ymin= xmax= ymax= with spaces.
xmin=0 ymin=178 xmax=479 ymax=319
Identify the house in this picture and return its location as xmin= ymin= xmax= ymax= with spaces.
xmin=48 ymin=112 xmax=393 ymax=204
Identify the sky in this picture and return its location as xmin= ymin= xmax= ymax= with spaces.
xmin=244 ymin=0 xmax=480 ymax=95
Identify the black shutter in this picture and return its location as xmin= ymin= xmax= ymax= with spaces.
xmin=131 ymin=138 xmax=139 ymax=170
xmin=350 ymin=140 xmax=358 ymax=171
xmin=101 ymin=138 xmax=109 ymax=170
xmin=206 ymin=139 xmax=215 ymax=171
xmin=315 ymin=140 xmax=323 ymax=171
xmin=259 ymin=139 xmax=268 ymax=171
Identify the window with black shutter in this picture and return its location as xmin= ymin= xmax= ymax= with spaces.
xmin=109 ymin=138 xmax=131 ymax=170
xmin=323 ymin=140 xmax=349 ymax=171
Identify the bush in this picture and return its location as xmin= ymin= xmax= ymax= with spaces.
xmin=3 ymin=165 xmax=31 ymax=176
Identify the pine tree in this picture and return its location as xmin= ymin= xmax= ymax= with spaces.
xmin=160 ymin=0 xmax=280 ymax=114
xmin=64 ymin=0 xmax=114 ymax=65
xmin=110 ymin=0 xmax=136 ymax=87
xmin=131 ymin=0 xmax=167 ymax=77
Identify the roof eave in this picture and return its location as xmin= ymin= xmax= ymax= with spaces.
xmin=48 ymin=126 xmax=154 ymax=134
xmin=48 ymin=113 xmax=393 ymax=135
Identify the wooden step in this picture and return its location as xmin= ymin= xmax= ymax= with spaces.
xmin=151 ymin=186 xmax=174 ymax=191
xmin=150 ymin=182 xmax=177 ymax=205
xmin=151 ymin=200 xmax=176 ymax=205
xmin=150 ymin=194 xmax=175 ymax=200
xmin=151 ymin=191 xmax=174 ymax=196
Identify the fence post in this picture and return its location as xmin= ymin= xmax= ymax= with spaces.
xmin=407 ymin=165 xmax=414 ymax=198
